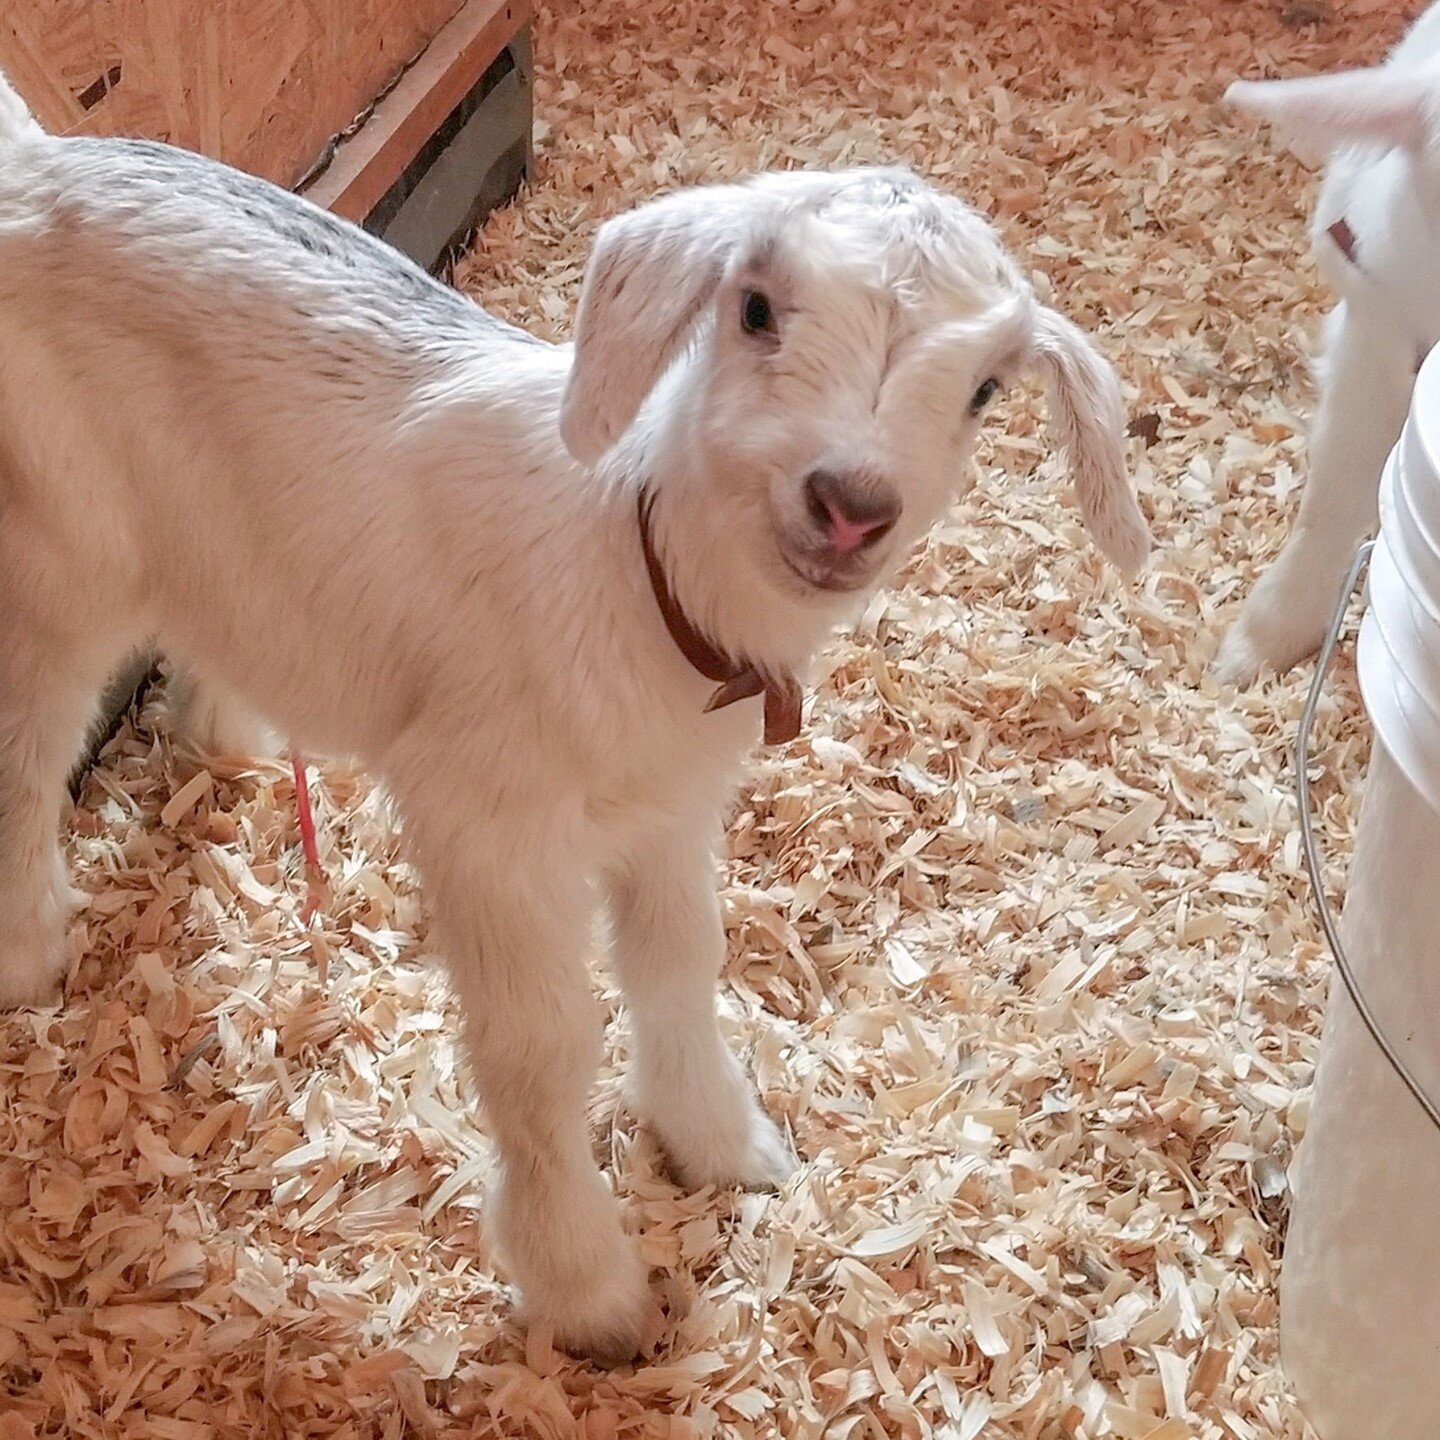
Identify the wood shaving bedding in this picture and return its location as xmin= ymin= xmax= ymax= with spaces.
xmin=1 ymin=0 xmax=1417 ymax=1434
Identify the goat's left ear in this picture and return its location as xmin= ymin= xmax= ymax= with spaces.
xmin=1032 ymin=307 xmax=1151 ymax=574
xmin=560 ymin=185 xmax=760 ymax=467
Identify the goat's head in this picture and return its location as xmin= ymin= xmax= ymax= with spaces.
xmin=560 ymin=168 xmax=1149 ymax=632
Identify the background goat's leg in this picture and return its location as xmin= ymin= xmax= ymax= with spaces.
xmin=1217 ymin=302 xmax=1415 ymax=684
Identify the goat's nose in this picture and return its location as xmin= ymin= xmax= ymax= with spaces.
xmin=804 ymin=470 xmax=901 ymax=555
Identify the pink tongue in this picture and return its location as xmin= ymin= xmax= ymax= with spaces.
xmin=825 ymin=502 xmax=885 ymax=555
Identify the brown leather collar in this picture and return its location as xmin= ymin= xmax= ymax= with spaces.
xmin=637 ymin=490 xmax=803 ymax=744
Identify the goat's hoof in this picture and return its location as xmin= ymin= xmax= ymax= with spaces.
xmin=0 ymin=890 xmax=74 ymax=1010
xmin=557 ymin=1323 xmax=647 ymax=1370
xmin=0 ymin=937 xmax=68 ymax=1010
xmin=1212 ymin=625 xmax=1268 ymax=687
xmin=1215 ymin=574 xmax=1337 ymax=689
xmin=1209 ymin=624 xmax=1319 ymax=685
xmin=545 ymin=1266 xmax=656 ymax=1368
xmin=663 ymin=1102 xmax=799 ymax=1193
xmin=1213 ymin=618 xmax=1324 ymax=688
xmin=0 ymin=971 xmax=64 ymax=1011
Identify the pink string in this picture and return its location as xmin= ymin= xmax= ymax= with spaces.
xmin=291 ymin=753 xmax=324 ymax=922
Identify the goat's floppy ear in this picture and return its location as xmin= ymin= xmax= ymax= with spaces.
xmin=1226 ymin=71 xmax=1435 ymax=157
xmin=1032 ymin=308 xmax=1151 ymax=574
xmin=560 ymin=185 xmax=758 ymax=466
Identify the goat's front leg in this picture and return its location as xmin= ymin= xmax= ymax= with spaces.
xmin=608 ymin=827 xmax=795 ymax=1190
xmin=1216 ymin=301 xmax=1416 ymax=684
xmin=431 ymin=856 xmax=652 ymax=1364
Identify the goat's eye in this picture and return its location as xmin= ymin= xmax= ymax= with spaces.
xmin=969 ymin=377 xmax=1001 ymax=415
xmin=741 ymin=289 xmax=777 ymax=337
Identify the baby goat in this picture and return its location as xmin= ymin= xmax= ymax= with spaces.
xmin=0 ymin=74 xmax=1148 ymax=1359
xmin=1218 ymin=2 xmax=1440 ymax=683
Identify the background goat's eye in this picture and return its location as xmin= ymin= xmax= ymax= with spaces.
xmin=741 ymin=289 xmax=776 ymax=336
xmin=969 ymin=377 xmax=1001 ymax=415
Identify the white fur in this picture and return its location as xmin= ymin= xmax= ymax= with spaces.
xmin=0 ymin=74 xmax=1147 ymax=1359
xmin=1217 ymin=4 xmax=1440 ymax=683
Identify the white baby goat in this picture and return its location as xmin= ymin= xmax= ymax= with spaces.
xmin=0 ymin=74 xmax=1149 ymax=1360
xmin=1218 ymin=3 xmax=1440 ymax=683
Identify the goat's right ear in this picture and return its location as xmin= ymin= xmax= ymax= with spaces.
xmin=1226 ymin=70 xmax=1436 ymax=157
xmin=560 ymin=185 xmax=757 ymax=467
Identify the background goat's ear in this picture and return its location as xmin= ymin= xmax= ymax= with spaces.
xmin=1226 ymin=71 xmax=1433 ymax=157
xmin=560 ymin=186 xmax=756 ymax=466
xmin=1032 ymin=308 xmax=1151 ymax=574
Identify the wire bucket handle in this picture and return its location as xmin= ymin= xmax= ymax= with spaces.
xmin=1296 ymin=538 xmax=1440 ymax=1131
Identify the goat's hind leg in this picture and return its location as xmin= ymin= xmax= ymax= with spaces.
xmin=164 ymin=661 xmax=279 ymax=759
xmin=0 ymin=617 xmax=117 ymax=1009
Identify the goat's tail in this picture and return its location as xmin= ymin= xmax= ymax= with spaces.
xmin=0 ymin=71 xmax=42 ymax=149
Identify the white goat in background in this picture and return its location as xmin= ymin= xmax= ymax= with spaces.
xmin=0 ymin=74 xmax=1148 ymax=1359
xmin=1219 ymin=2 xmax=1440 ymax=684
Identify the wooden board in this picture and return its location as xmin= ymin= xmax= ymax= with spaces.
xmin=304 ymin=0 xmax=532 ymax=223
xmin=0 ymin=0 xmax=465 ymax=187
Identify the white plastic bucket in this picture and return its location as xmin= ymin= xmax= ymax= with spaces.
xmin=1283 ymin=347 xmax=1440 ymax=1438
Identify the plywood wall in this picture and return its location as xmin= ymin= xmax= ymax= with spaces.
xmin=0 ymin=0 xmax=464 ymax=186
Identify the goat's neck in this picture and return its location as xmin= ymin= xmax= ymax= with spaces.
xmin=611 ymin=435 xmax=849 ymax=684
